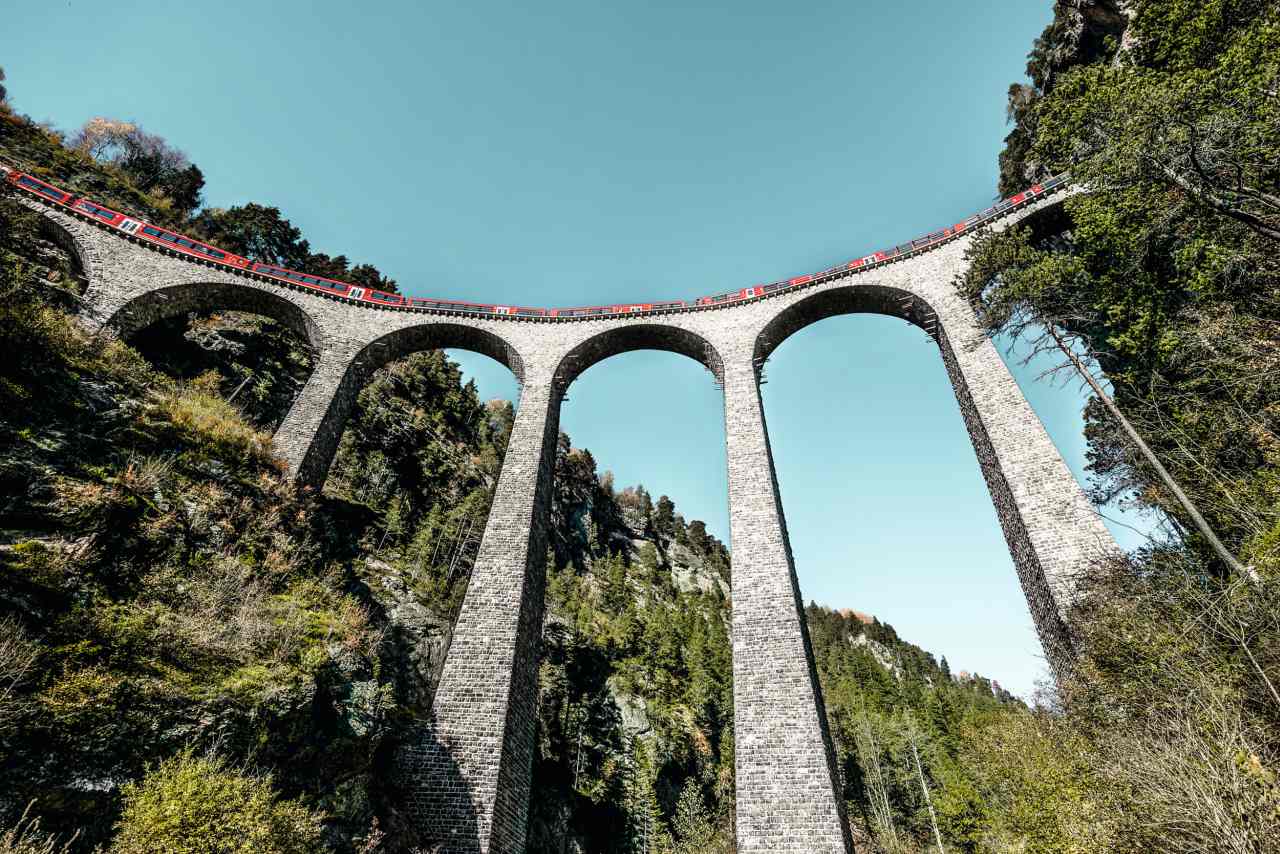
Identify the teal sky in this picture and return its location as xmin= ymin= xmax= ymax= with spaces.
xmin=5 ymin=0 xmax=1154 ymax=696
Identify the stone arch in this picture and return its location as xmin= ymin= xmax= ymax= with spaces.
xmin=751 ymin=279 xmax=1084 ymax=674
xmin=754 ymin=282 xmax=937 ymax=365
xmin=104 ymin=280 xmax=324 ymax=347
xmin=279 ymin=321 xmax=526 ymax=490
xmin=552 ymin=323 xmax=725 ymax=398
xmin=24 ymin=207 xmax=95 ymax=290
xmin=353 ymin=322 xmax=525 ymax=386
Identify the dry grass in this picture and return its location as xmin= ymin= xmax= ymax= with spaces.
xmin=0 ymin=804 xmax=77 ymax=854
xmin=0 ymin=617 xmax=37 ymax=733
xmin=102 ymin=556 xmax=378 ymax=679
xmin=152 ymin=377 xmax=277 ymax=467
xmin=1100 ymin=684 xmax=1280 ymax=853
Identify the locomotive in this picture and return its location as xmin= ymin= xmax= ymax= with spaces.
xmin=2 ymin=165 xmax=1063 ymax=318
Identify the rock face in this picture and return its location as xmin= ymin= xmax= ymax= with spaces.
xmin=669 ymin=543 xmax=731 ymax=598
xmin=851 ymin=634 xmax=900 ymax=679
xmin=999 ymin=0 xmax=1135 ymax=192
xmin=359 ymin=558 xmax=454 ymax=714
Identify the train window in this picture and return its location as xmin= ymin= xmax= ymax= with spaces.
xmin=19 ymin=177 xmax=62 ymax=200
xmin=202 ymin=247 xmax=225 ymax=259
xmin=142 ymin=226 xmax=163 ymax=237
xmin=77 ymin=201 xmax=115 ymax=221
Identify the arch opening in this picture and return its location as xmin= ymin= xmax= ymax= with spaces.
xmin=315 ymin=325 xmax=526 ymax=682
xmin=107 ymin=283 xmax=325 ymax=433
xmin=33 ymin=214 xmax=92 ymax=294
xmin=349 ymin=323 xmax=525 ymax=388
xmin=528 ymin=330 xmax=735 ymax=851
xmin=755 ymin=309 xmax=1057 ymax=846
xmin=2 ymin=201 xmax=93 ymax=297
xmin=754 ymin=283 xmax=939 ymax=367
xmin=106 ymin=281 xmax=323 ymax=346
xmin=759 ymin=306 xmax=1045 ymax=692
xmin=552 ymin=323 xmax=724 ymax=398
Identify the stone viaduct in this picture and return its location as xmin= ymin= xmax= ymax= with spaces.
xmin=14 ymin=185 xmax=1117 ymax=853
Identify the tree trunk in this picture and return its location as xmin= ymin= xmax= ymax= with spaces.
xmin=907 ymin=718 xmax=945 ymax=854
xmin=1045 ymin=325 xmax=1254 ymax=580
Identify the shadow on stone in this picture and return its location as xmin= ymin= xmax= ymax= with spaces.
xmin=389 ymin=718 xmax=481 ymax=853
xmin=106 ymin=280 xmax=323 ymax=344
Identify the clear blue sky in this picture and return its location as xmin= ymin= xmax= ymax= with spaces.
xmin=5 ymin=0 xmax=1154 ymax=696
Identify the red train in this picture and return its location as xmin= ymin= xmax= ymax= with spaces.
xmin=2 ymin=165 xmax=1061 ymax=319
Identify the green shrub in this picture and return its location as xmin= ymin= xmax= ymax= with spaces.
xmin=112 ymin=750 xmax=322 ymax=854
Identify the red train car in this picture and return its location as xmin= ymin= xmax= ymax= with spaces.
xmin=5 ymin=164 xmax=1067 ymax=321
xmin=138 ymin=223 xmax=251 ymax=267
xmin=10 ymin=172 xmax=72 ymax=204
